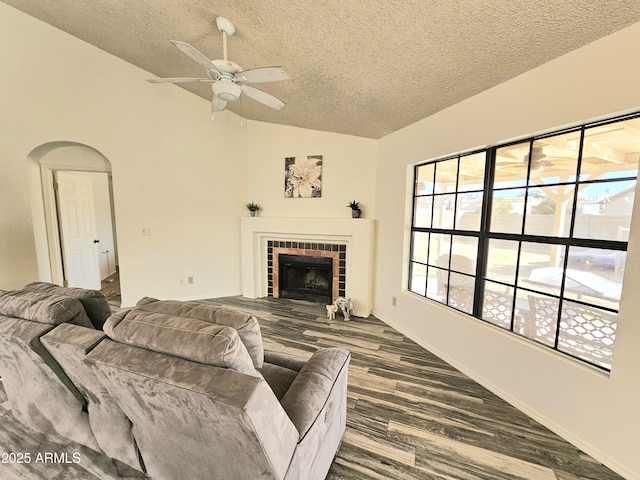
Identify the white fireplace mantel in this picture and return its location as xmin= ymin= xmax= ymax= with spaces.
xmin=240 ymin=217 xmax=375 ymax=317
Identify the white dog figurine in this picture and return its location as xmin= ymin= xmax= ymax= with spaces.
xmin=326 ymin=304 xmax=338 ymax=320
xmin=333 ymin=296 xmax=353 ymax=321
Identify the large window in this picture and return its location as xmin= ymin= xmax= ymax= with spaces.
xmin=409 ymin=113 xmax=640 ymax=370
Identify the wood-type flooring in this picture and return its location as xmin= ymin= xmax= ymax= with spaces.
xmin=100 ymin=271 xmax=121 ymax=305
xmin=0 ymin=296 xmax=625 ymax=479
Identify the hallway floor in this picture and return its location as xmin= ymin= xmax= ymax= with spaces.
xmin=100 ymin=271 xmax=120 ymax=306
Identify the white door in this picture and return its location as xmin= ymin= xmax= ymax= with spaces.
xmin=56 ymin=171 xmax=101 ymax=290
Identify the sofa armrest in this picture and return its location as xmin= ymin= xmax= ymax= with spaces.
xmin=263 ymin=350 xmax=307 ymax=372
xmin=280 ymin=347 xmax=350 ymax=439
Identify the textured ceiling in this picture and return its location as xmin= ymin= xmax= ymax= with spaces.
xmin=4 ymin=0 xmax=640 ymax=139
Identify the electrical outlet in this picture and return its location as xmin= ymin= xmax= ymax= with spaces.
xmin=392 ymin=296 xmax=397 ymax=307
xmin=188 ymin=276 xmax=194 ymax=284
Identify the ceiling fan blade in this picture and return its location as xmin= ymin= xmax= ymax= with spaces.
xmin=240 ymin=85 xmax=286 ymax=110
xmin=170 ymin=40 xmax=220 ymax=73
xmin=236 ymin=66 xmax=290 ymax=83
xmin=212 ymin=96 xmax=227 ymax=113
xmin=147 ymin=77 xmax=213 ymax=84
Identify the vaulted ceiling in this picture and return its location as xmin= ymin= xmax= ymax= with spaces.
xmin=4 ymin=1 xmax=640 ymax=139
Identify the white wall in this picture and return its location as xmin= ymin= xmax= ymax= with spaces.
xmin=246 ymin=120 xmax=377 ymax=219
xmin=374 ymin=22 xmax=640 ymax=478
xmin=0 ymin=153 xmax=38 ymax=289
xmin=0 ymin=3 xmax=248 ymax=305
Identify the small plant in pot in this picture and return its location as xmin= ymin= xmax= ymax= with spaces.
xmin=347 ymin=200 xmax=362 ymax=218
xmin=246 ymin=202 xmax=260 ymax=217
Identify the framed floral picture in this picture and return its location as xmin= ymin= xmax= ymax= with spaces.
xmin=284 ymin=155 xmax=322 ymax=198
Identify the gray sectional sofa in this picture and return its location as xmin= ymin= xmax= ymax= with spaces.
xmin=0 ymin=284 xmax=350 ymax=479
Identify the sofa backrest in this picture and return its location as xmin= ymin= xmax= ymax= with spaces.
xmin=22 ymin=282 xmax=111 ymax=329
xmin=86 ymin=308 xmax=299 ymax=480
xmin=0 ymin=291 xmax=99 ymax=450
xmin=135 ymin=297 xmax=265 ymax=368
xmin=41 ymin=323 xmax=144 ymax=474
xmin=0 ymin=289 xmax=94 ymax=328
xmin=103 ymin=307 xmax=260 ymax=376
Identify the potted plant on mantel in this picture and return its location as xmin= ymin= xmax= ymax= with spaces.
xmin=246 ymin=202 xmax=260 ymax=217
xmin=347 ymin=200 xmax=362 ymax=218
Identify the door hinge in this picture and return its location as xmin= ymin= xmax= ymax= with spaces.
xmin=53 ymin=181 xmax=59 ymax=190
xmin=63 ymin=280 xmax=68 ymax=287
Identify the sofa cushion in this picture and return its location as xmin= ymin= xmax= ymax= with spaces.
xmin=258 ymin=362 xmax=299 ymax=400
xmin=103 ymin=308 xmax=259 ymax=376
xmin=23 ymin=282 xmax=111 ymax=329
xmin=0 ymin=315 xmax=99 ymax=449
xmin=0 ymin=290 xmax=92 ymax=327
xmin=41 ymin=323 xmax=145 ymax=473
xmin=264 ymin=350 xmax=307 ymax=372
xmin=136 ymin=297 xmax=264 ymax=368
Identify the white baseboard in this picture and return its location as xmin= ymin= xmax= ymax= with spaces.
xmin=121 ymin=291 xmax=243 ymax=309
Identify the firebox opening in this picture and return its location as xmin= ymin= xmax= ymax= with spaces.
xmin=278 ymin=254 xmax=332 ymax=304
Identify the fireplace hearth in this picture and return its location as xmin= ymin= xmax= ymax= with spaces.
xmin=278 ymin=254 xmax=332 ymax=304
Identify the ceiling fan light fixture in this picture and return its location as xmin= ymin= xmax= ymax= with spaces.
xmin=149 ymin=16 xmax=289 ymax=112
xmin=213 ymin=81 xmax=241 ymax=102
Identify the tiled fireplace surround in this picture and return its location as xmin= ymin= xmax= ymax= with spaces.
xmin=241 ymin=217 xmax=375 ymax=317
xmin=267 ymin=240 xmax=346 ymax=300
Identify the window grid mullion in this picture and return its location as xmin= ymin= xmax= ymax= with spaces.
xmin=506 ymin=241 xmax=522 ymax=333
xmin=568 ymin=127 xmax=585 ymax=240
xmin=521 ymin=141 xmax=534 ymax=236
xmin=473 ymin=149 xmax=494 ymax=317
xmin=408 ymin=111 xmax=638 ymax=372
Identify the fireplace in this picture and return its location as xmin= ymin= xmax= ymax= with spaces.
xmin=268 ymin=240 xmax=345 ymax=304
xmin=241 ymin=217 xmax=375 ymax=317
xmin=278 ymin=254 xmax=332 ymax=303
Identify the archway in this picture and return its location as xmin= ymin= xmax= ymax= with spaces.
xmin=26 ymin=142 xmax=118 ymax=300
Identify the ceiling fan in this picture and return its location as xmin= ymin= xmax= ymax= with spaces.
xmin=147 ymin=16 xmax=290 ymax=113
xmin=524 ymin=146 xmax=554 ymax=170
xmin=498 ymin=145 xmax=557 ymax=172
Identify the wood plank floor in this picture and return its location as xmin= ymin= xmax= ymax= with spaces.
xmin=0 ymin=296 xmax=625 ymax=479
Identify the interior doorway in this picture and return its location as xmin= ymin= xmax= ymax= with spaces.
xmin=28 ymin=142 xmax=121 ymax=305
xmin=53 ymin=171 xmax=119 ymax=301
